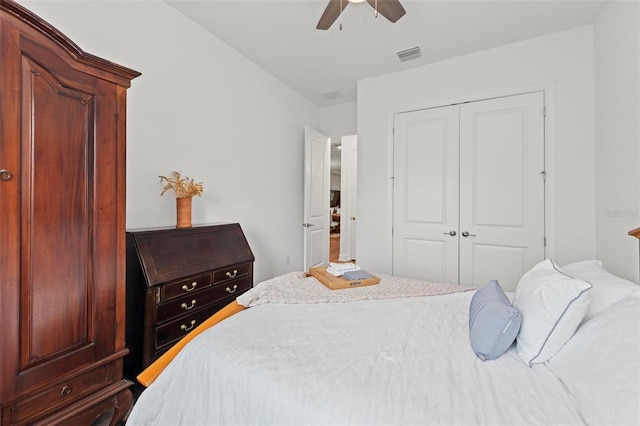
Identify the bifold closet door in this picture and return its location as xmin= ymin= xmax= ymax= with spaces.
xmin=392 ymin=105 xmax=460 ymax=284
xmin=392 ymin=92 xmax=545 ymax=290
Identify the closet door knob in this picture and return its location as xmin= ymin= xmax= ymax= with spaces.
xmin=443 ymin=230 xmax=457 ymax=236
xmin=461 ymin=231 xmax=476 ymax=237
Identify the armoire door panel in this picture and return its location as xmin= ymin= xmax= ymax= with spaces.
xmin=5 ymin=19 xmax=118 ymax=400
xmin=20 ymin=57 xmax=93 ymax=368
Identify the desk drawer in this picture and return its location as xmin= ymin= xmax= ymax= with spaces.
xmin=213 ymin=263 xmax=250 ymax=283
xmin=161 ymin=273 xmax=212 ymax=301
xmin=155 ymin=298 xmax=237 ymax=349
xmin=156 ymin=276 xmax=251 ymax=323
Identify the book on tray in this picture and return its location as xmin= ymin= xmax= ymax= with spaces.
xmin=342 ymin=270 xmax=373 ymax=280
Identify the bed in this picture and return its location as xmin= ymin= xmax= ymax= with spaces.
xmin=126 ymin=259 xmax=640 ymax=425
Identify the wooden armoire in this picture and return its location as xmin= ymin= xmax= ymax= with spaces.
xmin=0 ymin=1 xmax=140 ymax=424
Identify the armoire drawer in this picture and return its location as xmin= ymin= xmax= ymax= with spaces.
xmin=7 ymin=363 xmax=113 ymax=424
xmin=156 ymin=275 xmax=252 ymax=323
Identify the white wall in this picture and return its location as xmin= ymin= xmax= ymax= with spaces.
xmin=320 ymin=101 xmax=357 ymax=137
xmin=356 ymin=26 xmax=597 ymax=275
xmin=21 ymin=0 xmax=321 ymax=284
xmin=594 ymin=1 xmax=640 ymax=283
xmin=19 ymin=1 xmax=637 ymax=284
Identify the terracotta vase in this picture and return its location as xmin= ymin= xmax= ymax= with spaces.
xmin=176 ymin=197 xmax=192 ymax=228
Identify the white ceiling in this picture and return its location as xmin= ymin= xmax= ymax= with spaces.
xmin=166 ymin=0 xmax=607 ymax=107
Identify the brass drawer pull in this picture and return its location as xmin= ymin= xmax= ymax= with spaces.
xmin=180 ymin=320 xmax=196 ymax=331
xmin=181 ymin=299 xmax=197 ymax=310
xmin=60 ymin=385 xmax=72 ymax=397
xmin=226 ymin=270 xmax=238 ymax=279
xmin=226 ymin=284 xmax=238 ymax=294
xmin=182 ymin=282 xmax=197 ymax=292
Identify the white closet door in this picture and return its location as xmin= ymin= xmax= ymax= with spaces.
xmin=392 ymin=106 xmax=460 ymax=283
xmin=459 ymin=92 xmax=545 ymax=290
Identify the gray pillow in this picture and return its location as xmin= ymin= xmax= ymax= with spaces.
xmin=469 ymin=280 xmax=521 ymax=361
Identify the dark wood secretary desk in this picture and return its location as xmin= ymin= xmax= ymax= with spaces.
xmin=124 ymin=223 xmax=254 ymax=379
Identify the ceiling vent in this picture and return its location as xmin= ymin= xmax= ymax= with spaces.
xmin=322 ymin=90 xmax=344 ymax=100
xmin=396 ymin=46 xmax=422 ymax=62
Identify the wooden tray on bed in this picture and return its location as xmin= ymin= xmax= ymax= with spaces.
xmin=308 ymin=267 xmax=380 ymax=290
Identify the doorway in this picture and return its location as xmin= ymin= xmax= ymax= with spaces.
xmin=330 ymin=134 xmax=357 ymax=263
xmin=329 ymin=140 xmax=341 ymax=262
xmin=303 ymin=127 xmax=358 ymax=270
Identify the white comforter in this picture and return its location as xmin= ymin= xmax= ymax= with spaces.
xmin=127 ymin=290 xmax=584 ymax=425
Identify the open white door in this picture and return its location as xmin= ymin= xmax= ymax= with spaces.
xmin=304 ymin=126 xmax=330 ymax=271
xmin=341 ymin=135 xmax=358 ymax=261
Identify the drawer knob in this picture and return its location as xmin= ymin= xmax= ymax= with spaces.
xmin=226 ymin=270 xmax=238 ymax=279
xmin=181 ymin=299 xmax=197 ymax=310
xmin=182 ymin=282 xmax=197 ymax=292
xmin=0 ymin=169 xmax=13 ymax=181
xmin=60 ymin=385 xmax=72 ymax=397
xmin=226 ymin=284 xmax=238 ymax=294
xmin=180 ymin=320 xmax=196 ymax=332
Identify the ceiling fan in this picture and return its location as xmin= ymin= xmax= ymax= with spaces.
xmin=316 ymin=0 xmax=406 ymax=30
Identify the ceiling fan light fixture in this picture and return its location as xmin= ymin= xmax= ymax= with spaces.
xmin=317 ymin=0 xmax=405 ymax=30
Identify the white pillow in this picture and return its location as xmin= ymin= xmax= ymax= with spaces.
xmin=513 ymin=259 xmax=591 ymax=367
xmin=561 ymin=260 xmax=639 ymax=320
xmin=547 ymin=291 xmax=640 ymax=426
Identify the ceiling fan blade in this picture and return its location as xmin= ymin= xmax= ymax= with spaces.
xmin=366 ymin=0 xmax=406 ymax=23
xmin=317 ymin=0 xmax=349 ymax=30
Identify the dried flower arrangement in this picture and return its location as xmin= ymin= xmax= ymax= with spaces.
xmin=159 ymin=171 xmax=204 ymax=198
